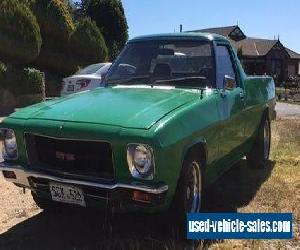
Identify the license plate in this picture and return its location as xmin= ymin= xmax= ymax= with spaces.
xmin=49 ymin=182 xmax=86 ymax=207
xmin=67 ymin=85 xmax=74 ymax=91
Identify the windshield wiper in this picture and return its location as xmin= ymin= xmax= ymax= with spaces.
xmin=151 ymin=76 xmax=207 ymax=86
xmin=105 ymin=75 xmax=150 ymax=85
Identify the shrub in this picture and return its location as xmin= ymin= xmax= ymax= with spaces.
xmin=43 ymin=72 xmax=63 ymax=97
xmin=86 ymin=0 xmax=128 ymax=59
xmin=0 ymin=62 xmax=7 ymax=89
xmin=5 ymin=66 xmax=44 ymax=96
xmin=34 ymin=48 xmax=78 ymax=76
xmin=0 ymin=0 xmax=42 ymax=65
xmin=32 ymin=0 xmax=75 ymax=75
xmin=33 ymin=0 xmax=74 ymax=42
xmin=70 ymin=18 xmax=108 ymax=67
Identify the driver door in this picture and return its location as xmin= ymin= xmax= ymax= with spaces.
xmin=215 ymin=44 xmax=246 ymax=163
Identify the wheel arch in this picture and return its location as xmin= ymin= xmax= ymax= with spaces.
xmin=181 ymin=138 xmax=208 ymax=172
xmin=169 ymin=139 xmax=207 ymax=211
xmin=261 ymin=105 xmax=273 ymax=125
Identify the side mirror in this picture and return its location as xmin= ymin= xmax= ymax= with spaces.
xmin=223 ymin=75 xmax=236 ymax=89
xmin=117 ymin=64 xmax=136 ymax=75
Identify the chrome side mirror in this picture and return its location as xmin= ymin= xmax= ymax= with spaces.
xmin=223 ymin=75 xmax=236 ymax=90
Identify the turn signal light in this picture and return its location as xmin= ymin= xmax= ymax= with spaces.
xmin=2 ymin=170 xmax=16 ymax=179
xmin=132 ymin=190 xmax=151 ymax=203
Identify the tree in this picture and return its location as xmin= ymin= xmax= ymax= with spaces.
xmin=86 ymin=0 xmax=128 ymax=60
xmin=33 ymin=0 xmax=74 ymax=42
xmin=70 ymin=18 xmax=108 ymax=66
xmin=32 ymin=0 xmax=75 ymax=75
xmin=0 ymin=0 xmax=42 ymax=65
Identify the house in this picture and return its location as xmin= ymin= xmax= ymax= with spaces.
xmin=189 ymin=25 xmax=300 ymax=85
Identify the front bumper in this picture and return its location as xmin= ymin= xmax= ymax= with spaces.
xmin=0 ymin=162 xmax=168 ymax=211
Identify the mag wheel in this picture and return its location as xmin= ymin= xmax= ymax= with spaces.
xmin=171 ymin=153 xmax=203 ymax=238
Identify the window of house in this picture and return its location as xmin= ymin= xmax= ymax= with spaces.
xmin=298 ymin=62 xmax=300 ymax=75
xmin=288 ymin=64 xmax=296 ymax=76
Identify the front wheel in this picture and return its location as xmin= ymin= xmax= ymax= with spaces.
xmin=247 ymin=114 xmax=271 ymax=168
xmin=170 ymin=153 xmax=203 ymax=237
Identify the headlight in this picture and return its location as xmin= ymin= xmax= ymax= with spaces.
xmin=127 ymin=144 xmax=155 ymax=180
xmin=0 ymin=129 xmax=18 ymax=160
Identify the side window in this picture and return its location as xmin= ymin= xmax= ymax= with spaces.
xmin=216 ymin=45 xmax=237 ymax=88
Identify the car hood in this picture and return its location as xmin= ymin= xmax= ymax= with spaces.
xmin=9 ymin=86 xmax=200 ymax=129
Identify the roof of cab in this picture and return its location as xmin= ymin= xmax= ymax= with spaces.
xmin=129 ymin=32 xmax=229 ymax=43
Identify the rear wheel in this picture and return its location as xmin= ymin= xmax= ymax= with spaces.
xmin=170 ymin=153 xmax=203 ymax=238
xmin=247 ymin=114 xmax=271 ymax=168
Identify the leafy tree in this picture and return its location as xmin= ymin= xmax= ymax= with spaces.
xmin=85 ymin=0 xmax=128 ymax=59
xmin=0 ymin=0 xmax=42 ymax=65
xmin=70 ymin=18 xmax=108 ymax=66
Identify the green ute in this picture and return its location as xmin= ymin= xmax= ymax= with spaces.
xmin=0 ymin=33 xmax=276 ymax=231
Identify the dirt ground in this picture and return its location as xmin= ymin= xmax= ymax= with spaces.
xmin=0 ymin=118 xmax=299 ymax=249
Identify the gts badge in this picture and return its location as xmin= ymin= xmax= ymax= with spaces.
xmin=55 ymin=151 xmax=75 ymax=161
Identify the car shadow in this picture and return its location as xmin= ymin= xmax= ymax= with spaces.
xmin=202 ymin=159 xmax=275 ymax=212
xmin=0 ymin=159 xmax=275 ymax=250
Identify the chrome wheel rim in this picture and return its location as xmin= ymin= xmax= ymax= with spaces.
xmin=186 ymin=161 xmax=201 ymax=213
xmin=263 ymin=120 xmax=270 ymax=160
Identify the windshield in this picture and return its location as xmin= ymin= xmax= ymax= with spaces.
xmin=95 ymin=63 xmax=111 ymax=75
xmin=75 ymin=63 xmax=108 ymax=75
xmin=105 ymin=40 xmax=215 ymax=88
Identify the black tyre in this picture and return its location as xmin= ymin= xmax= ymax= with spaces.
xmin=247 ymin=114 xmax=271 ymax=168
xmin=170 ymin=153 xmax=203 ymax=237
xmin=31 ymin=191 xmax=64 ymax=212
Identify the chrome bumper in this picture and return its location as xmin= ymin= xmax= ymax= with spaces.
xmin=0 ymin=162 xmax=168 ymax=195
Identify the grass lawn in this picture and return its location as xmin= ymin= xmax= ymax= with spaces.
xmin=209 ymin=119 xmax=300 ymax=249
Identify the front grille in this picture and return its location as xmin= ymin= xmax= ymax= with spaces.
xmin=25 ymin=134 xmax=114 ymax=180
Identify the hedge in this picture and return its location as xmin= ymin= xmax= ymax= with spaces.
xmin=6 ymin=66 xmax=44 ymax=96
xmin=0 ymin=64 xmax=45 ymax=107
xmin=70 ymin=18 xmax=108 ymax=67
xmin=33 ymin=0 xmax=74 ymax=43
xmin=35 ymin=47 xmax=78 ymax=76
xmin=0 ymin=62 xmax=7 ymax=89
xmin=32 ymin=0 xmax=75 ymax=75
xmin=0 ymin=0 xmax=42 ymax=65
xmin=86 ymin=0 xmax=128 ymax=59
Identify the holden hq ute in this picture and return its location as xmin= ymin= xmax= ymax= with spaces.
xmin=0 ymin=33 xmax=275 ymax=230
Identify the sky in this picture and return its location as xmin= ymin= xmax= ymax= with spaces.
xmin=121 ymin=0 xmax=300 ymax=53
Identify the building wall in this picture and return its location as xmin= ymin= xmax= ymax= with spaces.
xmin=289 ymin=59 xmax=300 ymax=76
xmin=242 ymin=57 xmax=266 ymax=75
xmin=265 ymin=48 xmax=289 ymax=85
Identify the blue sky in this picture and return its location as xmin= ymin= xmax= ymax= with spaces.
xmin=122 ymin=0 xmax=300 ymax=53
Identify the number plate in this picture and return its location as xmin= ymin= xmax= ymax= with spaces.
xmin=50 ymin=182 xmax=86 ymax=207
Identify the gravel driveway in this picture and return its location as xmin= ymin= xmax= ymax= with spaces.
xmin=276 ymin=102 xmax=300 ymax=119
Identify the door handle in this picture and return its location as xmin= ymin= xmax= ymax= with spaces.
xmin=239 ymin=91 xmax=245 ymax=101
xmin=220 ymin=89 xmax=227 ymax=98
